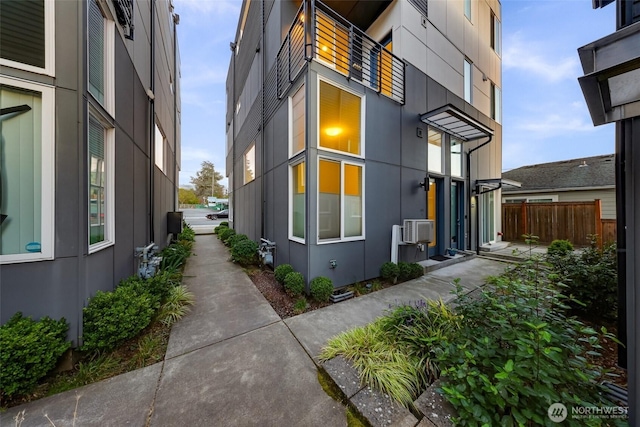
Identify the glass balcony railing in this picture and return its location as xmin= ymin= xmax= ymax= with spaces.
xmin=277 ymin=0 xmax=405 ymax=104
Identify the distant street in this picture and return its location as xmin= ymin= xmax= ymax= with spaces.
xmin=181 ymin=208 xmax=225 ymax=232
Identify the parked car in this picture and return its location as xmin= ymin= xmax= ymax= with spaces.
xmin=206 ymin=209 xmax=229 ymax=220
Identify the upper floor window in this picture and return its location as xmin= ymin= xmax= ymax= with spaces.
xmin=0 ymin=77 xmax=55 ymax=264
xmin=428 ymin=128 xmax=443 ymax=174
xmin=450 ymin=138 xmax=463 ymax=177
xmin=290 ymin=85 xmax=305 ymax=156
xmin=463 ymin=59 xmax=472 ymax=104
xmin=491 ymin=13 xmax=501 ymax=56
xmin=316 ymin=10 xmax=349 ymax=75
xmin=0 ymin=0 xmax=55 ymax=75
xmin=318 ymin=79 xmax=363 ymax=157
xmin=155 ymin=123 xmax=166 ymax=174
xmin=491 ymin=83 xmax=502 ymax=124
xmin=88 ymin=0 xmax=115 ymax=113
xmin=290 ymin=161 xmax=305 ymax=242
xmin=244 ymin=143 xmax=256 ymax=184
xmin=464 ymin=0 xmax=471 ymax=21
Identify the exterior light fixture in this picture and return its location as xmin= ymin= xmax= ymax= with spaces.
xmin=577 ymin=21 xmax=640 ymax=126
xmin=325 ymin=127 xmax=342 ymax=136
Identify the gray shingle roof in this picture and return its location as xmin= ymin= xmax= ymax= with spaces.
xmin=502 ymin=154 xmax=615 ymax=193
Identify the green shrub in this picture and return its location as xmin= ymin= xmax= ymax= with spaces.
xmin=284 ymin=272 xmax=305 ymax=296
xmin=227 ymin=233 xmax=249 ymax=248
xmin=219 ymin=228 xmax=236 ymax=245
xmin=310 ymin=276 xmax=334 ymax=302
xmin=547 ymin=239 xmax=574 ymax=257
xmin=0 ymin=313 xmax=70 ymax=398
xmin=118 ymin=272 xmax=178 ymax=305
xmin=408 ymin=263 xmax=423 ymax=279
xmin=274 ymin=264 xmax=295 ymax=285
xmin=380 ymin=262 xmax=399 ymax=282
xmin=220 ymin=221 xmax=229 ymax=228
xmin=178 ymin=222 xmax=195 ymax=241
xmin=437 ymin=262 xmax=617 ymax=426
xmin=397 ymin=262 xmax=411 ymax=282
xmin=161 ymin=242 xmax=191 ymax=272
xmin=214 ymin=224 xmax=228 ymax=235
xmin=81 ymin=286 xmax=156 ymax=353
xmin=231 ymin=239 xmax=259 ymax=266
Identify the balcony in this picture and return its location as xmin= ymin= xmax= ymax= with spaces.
xmin=277 ymin=0 xmax=405 ymax=104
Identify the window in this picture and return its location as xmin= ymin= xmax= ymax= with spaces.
xmin=491 ymin=13 xmax=501 ymax=56
xmin=0 ymin=78 xmax=55 ymax=264
xmin=244 ymin=143 xmax=255 ymax=184
xmin=88 ymin=0 xmax=115 ymax=113
xmin=370 ymin=33 xmax=394 ymax=96
xmin=290 ymin=161 xmax=305 ymax=241
xmin=450 ymin=138 xmax=463 ymax=177
xmin=88 ymin=113 xmax=114 ymax=250
xmin=464 ymin=0 xmax=471 ymax=21
xmin=491 ymin=83 xmax=502 ymax=124
xmin=318 ymin=80 xmax=363 ymax=156
xmin=290 ymin=85 xmax=305 ymax=156
xmin=463 ymin=59 xmax=472 ymax=104
xmin=0 ymin=0 xmax=55 ymax=75
xmin=155 ymin=123 xmax=165 ymax=173
xmin=318 ymin=159 xmax=364 ymax=241
xmin=428 ymin=128 xmax=443 ymax=173
xmin=316 ymin=10 xmax=349 ymax=75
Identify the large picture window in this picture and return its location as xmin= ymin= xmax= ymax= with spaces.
xmin=88 ymin=113 xmax=114 ymax=250
xmin=88 ymin=0 xmax=115 ymax=113
xmin=0 ymin=78 xmax=55 ymax=263
xmin=318 ymin=158 xmax=363 ymax=242
xmin=0 ymin=0 xmax=55 ymax=75
xmin=290 ymin=161 xmax=305 ymax=241
xmin=318 ymin=80 xmax=363 ymax=156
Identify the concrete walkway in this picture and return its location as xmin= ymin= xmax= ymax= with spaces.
xmin=1 ymin=235 xmax=510 ymax=427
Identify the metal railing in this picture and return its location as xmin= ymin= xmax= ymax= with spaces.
xmin=276 ymin=0 xmax=405 ymax=104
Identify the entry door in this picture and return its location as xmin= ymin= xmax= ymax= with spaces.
xmin=450 ymin=182 xmax=464 ymax=249
xmin=427 ymin=178 xmax=443 ymax=256
xmin=482 ymin=190 xmax=495 ymax=244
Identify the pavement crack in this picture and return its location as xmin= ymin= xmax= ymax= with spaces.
xmin=145 ymin=360 xmax=166 ymax=427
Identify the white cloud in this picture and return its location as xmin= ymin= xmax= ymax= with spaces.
xmin=503 ymin=33 xmax=580 ymax=83
xmin=516 ymin=113 xmax=596 ymax=135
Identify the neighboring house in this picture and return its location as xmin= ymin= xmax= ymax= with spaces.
xmin=502 ymin=154 xmax=616 ymax=219
xmin=226 ymin=0 xmax=503 ymax=289
xmin=0 ymin=0 xmax=181 ymax=345
xmin=207 ymin=197 xmax=229 ymax=210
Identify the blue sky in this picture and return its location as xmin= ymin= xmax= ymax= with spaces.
xmin=174 ymin=0 xmax=618 ymax=187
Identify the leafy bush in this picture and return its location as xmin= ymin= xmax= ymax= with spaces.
xmin=284 ymin=272 xmax=305 ymax=297
xmin=437 ymin=262 xmax=617 ymax=426
xmin=407 ymin=263 xmax=423 ymax=279
xmin=219 ymin=221 xmax=229 ymax=227
xmin=81 ymin=286 xmax=156 ymax=353
xmin=547 ymin=239 xmax=574 ymax=257
xmin=218 ymin=228 xmax=236 ymax=243
xmin=161 ymin=242 xmax=191 ymax=272
xmin=310 ymin=276 xmax=333 ymax=302
xmin=214 ymin=224 xmax=227 ymax=235
xmin=274 ymin=264 xmax=295 ymax=285
xmin=178 ymin=222 xmax=195 ymax=242
xmin=547 ymin=237 xmax=618 ymax=319
xmin=397 ymin=262 xmax=411 ymax=282
xmin=380 ymin=262 xmax=399 ymax=282
xmin=0 ymin=313 xmax=70 ymax=398
xmin=231 ymin=239 xmax=259 ymax=266
xmin=227 ymin=233 xmax=249 ymax=248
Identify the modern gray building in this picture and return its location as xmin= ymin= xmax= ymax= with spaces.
xmin=226 ymin=0 xmax=503 ymax=289
xmin=0 ymin=0 xmax=181 ymax=345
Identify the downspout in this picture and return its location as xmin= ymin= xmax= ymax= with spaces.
xmin=172 ymin=12 xmax=178 ymax=210
xmin=231 ymin=41 xmax=237 ymax=227
xmin=149 ymin=0 xmax=156 ymax=242
xmin=465 ymin=135 xmax=492 ymax=254
xmin=260 ymin=0 xmax=265 ymax=239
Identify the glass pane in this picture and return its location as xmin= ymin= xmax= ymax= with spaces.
xmin=244 ymin=143 xmax=255 ymax=184
xmin=0 ymin=0 xmax=45 ymax=68
xmin=292 ymin=162 xmax=305 ymax=239
xmin=450 ymin=183 xmax=458 ymax=248
xmin=344 ymin=164 xmax=362 ymax=237
xmin=291 ymin=86 xmax=305 ymax=154
xmin=319 ymin=81 xmax=361 ymax=155
xmin=427 ymin=179 xmax=437 ymax=248
xmin=89 ymin=0 xmax=105 ymax=104
xmin=155 ymin=124 xmax=164 ymax=171
xmin=464 ymin=0 xmax=471 ymax=20
xmin=89 ymin=116 xmax=105 ymax=244
xmin=482 ymin=191 xmax=495 ymax=243
xmin=428 ymin=128 xmax=442 ymax=173
xmin=0 ymin=86 xmax=42 ymax=255
xmin=316 ymin=12 xmax=334 ymax=65
xmin=450 ymin=139 xmax=462 ymax=177
xmin=464 ymin=60 xmax=472 ymax=103
xmin=318 ymin=159 xmax=340 ymax=240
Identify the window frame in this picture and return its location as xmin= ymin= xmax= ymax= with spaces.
xmin=155 ymin=122 xmax=166 ymax=174
xmin=491 ymin=83 xmax=502 ymax=124
xmin=289 ymin=158 xmax=306 ymax=243
xmin=316 ymin=156 xmax=365 ymax=244
xmin=88 ymin=0 xmax=116 ymax=116
xmin=88 ymin=106 xmax=116 ymax=253
xmin=316 ymin=76 xmax=366 ymax=159
xmin=463 ymin=59 xmax=472 ymax=104
xmin=491 ymin=12 xmax=501 ymax=56
xmin=289 ymin=84 xmax=305 ymax=158
xmin=243 ymin=142 xmax=256 ymax=185
xmin=0 ymin=0 xmax=56 ymax=77
xmin=0 ymin=76 xmax=55 ymax=264
xmin=464 ymin=0 xmax=472 ymax=21
xmin=450 ymin=138 xmax=463 ymax=178
xmin=427 ymin=127 xmax=444 ymax=174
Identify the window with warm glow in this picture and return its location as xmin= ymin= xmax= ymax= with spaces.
xmin=290 ymin=161 xmax=305 ymax=240
xmin=319 ymin=80 xmax=361 ymax=156
xmin=316 ymin=10 xmax=349 ymax=74
xmin=318 ymin=159 xmax=363 ymax=241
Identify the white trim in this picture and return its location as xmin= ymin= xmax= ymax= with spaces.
xmin=316 ymin=156 xmax=365 ymax=244
xmin=88 ymin=107 xmax=116 ymax=254
xmin=316 ymin=76 xmax=366 ymax=159
xmin=288 ymin=159 xmax=306 ymax=244
xmin=0 ymin=1 xmax=55 ymax=77
xmin=503 ymin=195 xmax=559 ymax=203
xmin=0 ymin=77 xmax=55 ymax=264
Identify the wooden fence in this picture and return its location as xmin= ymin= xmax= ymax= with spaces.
xmin=501 ymin=200 xmax=617 ymax=247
